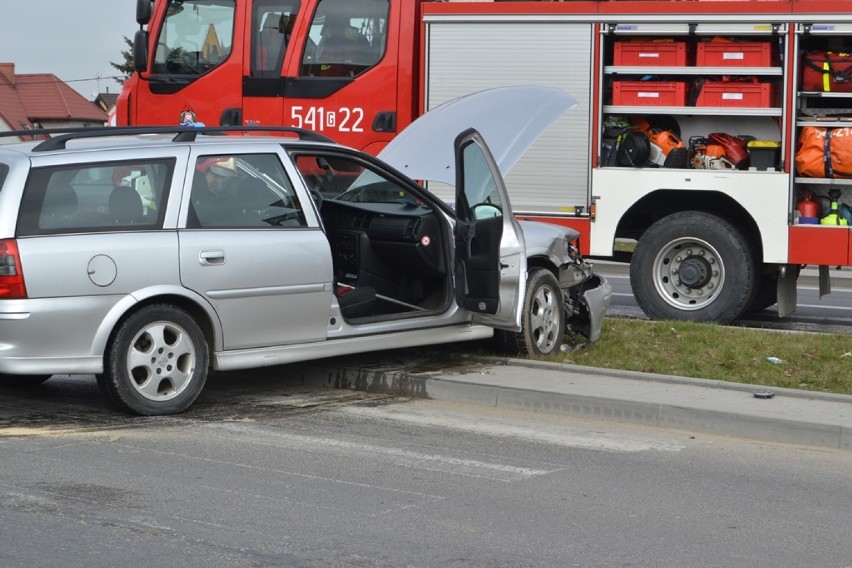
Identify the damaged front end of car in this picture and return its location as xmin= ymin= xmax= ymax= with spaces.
xmin=520 ymin=220 xmax=612 ymax=346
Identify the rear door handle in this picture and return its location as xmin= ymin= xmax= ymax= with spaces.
xmin=199 ymin=250 xmax=225 ymax=266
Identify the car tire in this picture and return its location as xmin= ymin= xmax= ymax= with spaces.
xmin=98 ymin=305 xmax=208 ymax=416
xmin=630 ymin=211 xmax=757 ymax=324
xmin=0 ymin=374 xmax=52 ymax=388
xmin=495 ymin=267 xmax=564 ymax=356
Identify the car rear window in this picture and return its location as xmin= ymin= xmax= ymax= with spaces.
xmin=16 ymin=159 xmax=176 ymax=236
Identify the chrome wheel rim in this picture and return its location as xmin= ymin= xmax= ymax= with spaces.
xmin=529 ymin=284 xmax=560 ymax=352
xmin=127 ymin=321 xmax=196 ymax=401
xmin=652 ymin=237 xmax=725 ymax=311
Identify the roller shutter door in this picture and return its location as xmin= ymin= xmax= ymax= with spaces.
xmin=425 ymin=20 xmax=593 ymax=214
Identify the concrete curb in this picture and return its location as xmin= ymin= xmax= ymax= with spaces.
xmin=296 ymin=354 xmax=852 ymax=451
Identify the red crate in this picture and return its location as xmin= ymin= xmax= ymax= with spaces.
xmin=612 ymin=81 xmax=687 ymax=106
xmin=694 ymin=82 xmax=773 ymax=107
xmin=614 ymin=41 xmax=687 ymax=66
xmin=696 ymin=42 xmax=773 ymax=67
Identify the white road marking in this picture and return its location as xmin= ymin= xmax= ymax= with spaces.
xmin=207 ymin=422 xmax=552 ymax=482
xmin=341 ymin=403 xmax=685 ymax=454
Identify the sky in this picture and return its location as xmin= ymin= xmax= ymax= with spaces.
xmin=0 ymin=0 xmax=139 ymax=99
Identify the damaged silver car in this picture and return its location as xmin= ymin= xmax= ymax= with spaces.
xmin=0 ymin=86 xmax=610 ymax=415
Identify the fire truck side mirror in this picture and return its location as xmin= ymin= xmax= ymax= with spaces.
xmin=136 ymin=0 xmax=152 ymax=25
xmin=133 ymin=29 xmax=149 ymax=73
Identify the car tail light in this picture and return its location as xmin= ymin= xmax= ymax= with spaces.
xmin=0 ymin=239 xmax=27 ymax=299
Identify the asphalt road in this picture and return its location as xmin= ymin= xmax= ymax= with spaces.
xmin=2 ymin=373 xmax=852 ymax=568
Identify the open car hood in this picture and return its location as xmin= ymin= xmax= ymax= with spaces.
xmin=378 ymin=86 xmax=577 ymax=185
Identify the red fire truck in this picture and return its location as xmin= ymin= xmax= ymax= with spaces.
xmin=118 ymin=0 xmax=852 ymax=324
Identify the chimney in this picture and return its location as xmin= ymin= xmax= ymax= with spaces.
xmin=0 ymin=63 xmax=14 ymax=85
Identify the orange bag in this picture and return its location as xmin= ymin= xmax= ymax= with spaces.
xmin=795 ymin=126 xmax=852 ymax=179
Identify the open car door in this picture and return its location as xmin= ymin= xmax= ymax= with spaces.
xmin=454 ymin=128 xmax=526 ymax=331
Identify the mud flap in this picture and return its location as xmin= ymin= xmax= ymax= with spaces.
xmin=777 ymin=264 xmax=800 ymax=318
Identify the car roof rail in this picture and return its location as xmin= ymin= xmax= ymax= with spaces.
xmin=0 ymin=126 xmax=336 ymax=152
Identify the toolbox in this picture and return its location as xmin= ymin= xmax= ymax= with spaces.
xmin=612 ymin=81 xmax=688 ymax=106
xmin=694 ymin=81 xmax=773 ymax=107
xmin=696 ymin=41 xmax=773 ymax=67
xmin=614 ymin=41 xmax=688 ymax=66
xmin=746 ymin=140 xmax=781 ymax=170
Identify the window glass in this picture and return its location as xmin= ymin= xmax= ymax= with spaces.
xmin=292 ymin=153 xmax=418 ymax=205
xmin=251 ymin=0 xmax=301 ymax=77
xmin=152 ymin=0 xmax=235 ymax=76
xmin=461 ymin=141 xmax=503 ymax=219
xmin=300 ymin=0 xmax=389 ymax=78
xmin=0 ymin=164 xmax=7 ymax=192
xmin=17 ymin=160 xmax=175 ymax=236
xmin=189 ymin=153 xmax=307 ymax=228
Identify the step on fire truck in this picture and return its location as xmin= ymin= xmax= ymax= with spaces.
xmin=118 ymin=0 xmax=852 ymax=324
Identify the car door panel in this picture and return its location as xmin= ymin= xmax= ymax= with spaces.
xmin=453 ymin=129 xmax=525 ymax=331
xmin=179 ymin=229 xmax=332 ymax=349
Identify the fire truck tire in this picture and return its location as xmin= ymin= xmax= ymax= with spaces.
xmin=630 ymin=212 xmax=757 ymax=324
xmin=494 ymin=268 xmax=564 ymax=356
xmin=746 ymin=271 xmax=778 ymax=313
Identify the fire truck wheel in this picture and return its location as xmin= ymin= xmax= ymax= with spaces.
xmin=746 ymin=271 xmax=778 ymax=313
xmin=98 ymin=305 xmax=209 ymax=416
xmin=630 ymin=212 xmax=757 ymax=324
xmin=494 ymin=268 xmax=564 ymax=356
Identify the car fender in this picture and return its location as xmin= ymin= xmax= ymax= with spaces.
xmin=89 ymin=285 xmax=224 ymax=357
xmin=518 ymin=220 xmax=580 ymax=268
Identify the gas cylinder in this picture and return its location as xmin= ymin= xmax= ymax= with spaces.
xmin=820 ymin=189 xmax=848 ymax=225
xmin=797 ymin=190 xmax=820 ymax=221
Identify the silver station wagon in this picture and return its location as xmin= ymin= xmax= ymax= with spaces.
xmin=0 ymin=87 xmax=610 ymax=415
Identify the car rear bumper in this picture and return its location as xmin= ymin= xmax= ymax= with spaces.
xmin=0 ymin=296 xmax=116 ymax=375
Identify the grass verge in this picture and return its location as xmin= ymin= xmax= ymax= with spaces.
xmin=549 ymin=318 xmax=852 ymax=395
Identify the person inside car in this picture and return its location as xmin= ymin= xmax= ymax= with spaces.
xmin=191 ymin=156 xmax=240 ymax=226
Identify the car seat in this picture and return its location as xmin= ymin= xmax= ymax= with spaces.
xmin=40 ymin=185 xmax=78 ymax=228
xmin=108 ymin=185 xmax=144 ymax=224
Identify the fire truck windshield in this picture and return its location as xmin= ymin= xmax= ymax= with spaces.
xmin=152 ymin=0 xmax=235 ymax=76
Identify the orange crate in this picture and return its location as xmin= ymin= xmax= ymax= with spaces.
xmin=696 ymin=42 xmax=773 ymax=67
xmin=614 ymin=41 xmax=687 ymax=66
xmin=694 ymin=82 xmax=773 ymax=107
xmin=612 ymin=81 xmax=687 ymax=106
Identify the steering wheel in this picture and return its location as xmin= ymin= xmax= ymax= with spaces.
xmin=179 ymin=50 xmax=202 ymax=74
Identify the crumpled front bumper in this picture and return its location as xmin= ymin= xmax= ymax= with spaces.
xmin=558 ymin=263 xmax=612 ymax=343
xmin=579 ymin=274 xmax=611 ymax=343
